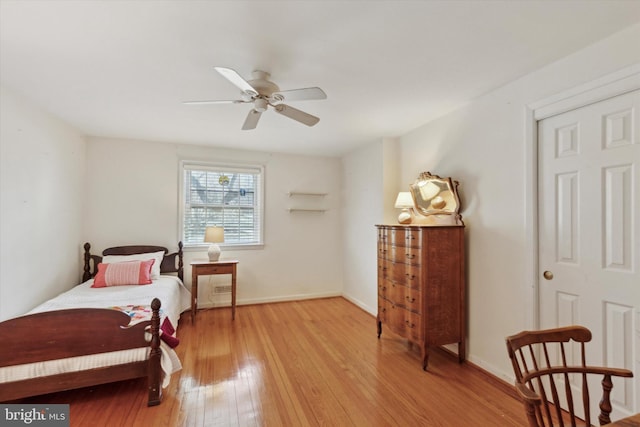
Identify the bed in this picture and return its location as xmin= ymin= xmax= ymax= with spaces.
xmin=0 ymin=242 xmax=190 ymax=406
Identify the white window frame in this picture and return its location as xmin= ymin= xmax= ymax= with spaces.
xmin=178 ymin=160 xmax=265 ymax=250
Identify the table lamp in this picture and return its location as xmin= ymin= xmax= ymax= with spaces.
xmin=394 ymin=192 xmax=414 ymax=224
xmin=204 ymin=226 xmax=224 ymax=261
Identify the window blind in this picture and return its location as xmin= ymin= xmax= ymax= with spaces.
xmin=181 ymin=162 xmax=263 ymax=246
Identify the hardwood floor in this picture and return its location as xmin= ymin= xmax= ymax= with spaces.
xmin=18 ymin=297 xmax=527 ymax=426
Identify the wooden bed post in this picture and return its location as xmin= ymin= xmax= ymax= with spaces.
xmin=177 ymin=241 xmax=184 ymax=282
xmin=147 ymin=298 xmax=163 ymax=406
xmin=82 ymin=243 xmax=92 ymax=282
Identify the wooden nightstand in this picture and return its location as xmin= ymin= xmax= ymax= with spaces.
xmin=190 ymin=259 xmax=239 ymax=321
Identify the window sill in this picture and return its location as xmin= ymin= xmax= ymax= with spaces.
xmin=183 ymin=243 xmax=264 ymax=252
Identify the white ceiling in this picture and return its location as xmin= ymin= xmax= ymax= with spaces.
xmin=1 ymin=1 xmax=639 ymax=157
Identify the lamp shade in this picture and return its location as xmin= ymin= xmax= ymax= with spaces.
xmin=204 ymin=226 xmax=224 ymax=243
xmin=394 ymin=192 xmax=414 ymax=209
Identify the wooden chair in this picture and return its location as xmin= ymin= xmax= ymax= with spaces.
xmin=506 ymin=326 xmax=633 ymax=426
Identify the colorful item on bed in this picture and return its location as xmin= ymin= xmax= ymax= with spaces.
xmin=109 ymin=304 xmax=180 ymax=348
xmin=92 ymin=259 xmax=155 ymax=288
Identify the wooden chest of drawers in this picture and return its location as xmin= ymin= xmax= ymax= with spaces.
xmin=376 ymin=224 xmax=465 ymax=370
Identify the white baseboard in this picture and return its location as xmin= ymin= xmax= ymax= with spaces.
xmin=196 ymin=290 xmax=343 ymax=309
xmin=466 ymin=354 xmax=515 ymax=385
xmin=341 ymin=294 xmax=376 ymax=316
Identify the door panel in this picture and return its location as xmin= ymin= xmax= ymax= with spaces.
xmin=538 ymin=90 xmax=639 ymax=417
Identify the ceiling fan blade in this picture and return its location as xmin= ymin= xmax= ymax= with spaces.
xmin=271 ymin=87 xmax=327 ymax=102
xmin=183 ymin=99 xmax=244 ymax=105
xmin=214 ymin=67 xmax=258 ymax=97
xmin=242 ymin=109 xmax=262 ymax=130
xmin=274 ymin=104 xmax=320 ymax=127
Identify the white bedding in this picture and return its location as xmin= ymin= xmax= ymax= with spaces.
xmin=29 ymin=275 xmax=191 ymax=327
xmin=0 ymin=275 xmax=191 ymax=388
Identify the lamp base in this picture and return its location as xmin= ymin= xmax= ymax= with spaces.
xmin=397 ymin=209 xmax=412 ymax=224
xmin=208 ymin=243 xmax=221 ymax=262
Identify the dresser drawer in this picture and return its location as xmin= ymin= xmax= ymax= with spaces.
xmin=388 ymin=262 xmax=421 ymax=287
xmin=377 ymin=241 xmax=391 ymax=259
xmin=378 ymin=259 xmax=390 ymax=278
xmin=405 ymin=311 xmax=423 ymax=341
xmin=389 ymin=245 xmax=421 ymax=265
xmin=388 ymin=227 xmax=422 ymax=249
xmin=379 ymin=245 xmax=420 ymax=263
xmin=193 ymin=264 xmax=234 ymax=275
xmin=402 ymin=287 xmax=421 ymax=313
xmin=379 ymin=278 xmax=421 ymax=313
xmin=379 ymin=258 xmax=419 ymax=282
xmin=378 ymin=227 xmax=391 ymax=245
xmin=378 ymin=297 xmax=423 ymax=341
xmin=378 ymin=279 xmax=404 ymax=303
xmin=385 ymin=301 xmax=408 ymax=335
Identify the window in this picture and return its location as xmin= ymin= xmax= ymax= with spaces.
xmin=180 ymin=161 xmax=264 ymax=248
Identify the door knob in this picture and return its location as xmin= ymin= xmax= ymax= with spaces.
xmin=543 ymin=271 xmax=554 ymax=280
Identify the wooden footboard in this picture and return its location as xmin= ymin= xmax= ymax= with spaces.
xmin=0 ymin=298 xmax=163 ymax=406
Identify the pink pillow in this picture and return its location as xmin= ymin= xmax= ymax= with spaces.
xmin=92 ymin=259 xmax=155 ymax=288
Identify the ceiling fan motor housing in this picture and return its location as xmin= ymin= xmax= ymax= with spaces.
xmin=248 ymin=70 xmax=280 ymax=97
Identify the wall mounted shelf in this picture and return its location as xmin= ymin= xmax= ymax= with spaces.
xmin=287 ymin=191 xmax=328 ymax=213
xmin=287 ymin=208 xmax=326 ymax=213
xmin=287 ymin=192 xmax=327 ymax=197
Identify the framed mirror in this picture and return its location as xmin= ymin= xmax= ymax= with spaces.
xmin=410 ymin=172 xmax=461 ymax=216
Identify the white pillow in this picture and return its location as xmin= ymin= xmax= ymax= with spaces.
xmin=101 ymin=251 xmax=165 ymax=280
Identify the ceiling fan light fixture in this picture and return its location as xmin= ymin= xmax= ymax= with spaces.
xmin=254 ymin=98 xmax=268 ymax=113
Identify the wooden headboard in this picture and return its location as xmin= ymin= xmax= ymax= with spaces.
xmin=82 ymin=242 xmax=184 ymax=282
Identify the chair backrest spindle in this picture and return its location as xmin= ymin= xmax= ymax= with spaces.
xmin=506 ymin=326 xmax=633 ymax=427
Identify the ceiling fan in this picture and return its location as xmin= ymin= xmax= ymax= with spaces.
xmin=184 ymin=67 xmax=327 ymax=130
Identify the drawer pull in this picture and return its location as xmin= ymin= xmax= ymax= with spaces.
xmin=405 ymin=274 xmax=416 ymax=280
xmin=405 ymin=253 xmax=415 ymax=259
xmin=406 ymin=235 xmax=415 ymax=240
xmin=405 ymin=320 xmax=415 ymax=328
xmin=380 ymin=286 xmax=387 ymax=291
xmin=406 ymin=296 xmax=415 ymax=303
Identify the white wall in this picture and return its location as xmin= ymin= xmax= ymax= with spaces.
xmin=341 ymin=140 xmax=383 ymax=312
xmin=84 ymin=137 xmax=343 ymax=307
xmin=341 ymin=137 xmax=401 ymax=314
xmin=0 ymin=85 xmax=86 ymax=321
xmin=381 ymin=138 xmax=401 ymax=225
xmin=397 ymin=24 xmax=640 ymax=381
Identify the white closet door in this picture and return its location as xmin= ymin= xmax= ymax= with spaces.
xmin=538 ymin=90 xmax=639 ymax=418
